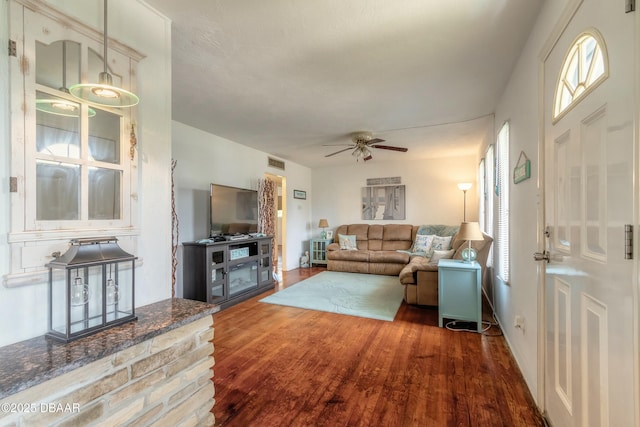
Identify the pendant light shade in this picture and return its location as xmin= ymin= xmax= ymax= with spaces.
xmin=36 ymin=41 xmax=97 ymax=118
xmin=36 ymin=98 xmax=97 ymax=118
xmin=69 ymin=0 xmax=139 ymax=107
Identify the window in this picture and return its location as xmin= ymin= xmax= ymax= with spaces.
xmin=496 ymin=123 xmax=510 ymax=283
xmin=34 ymin=40 xmax=125 ymax=224
xmin=484 ymin=145 xmax=495 ymax=267
xmin=6 ymin=1 xmax=141 ymax=286
xmin=553 ymin=31 xmax=608 ymax=121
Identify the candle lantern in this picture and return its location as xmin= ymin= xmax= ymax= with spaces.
xmin=46 ymin=237 xmax=137 ymax=342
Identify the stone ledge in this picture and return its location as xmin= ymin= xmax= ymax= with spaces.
xmin=0 ymin=298 xmax=219 ymax=400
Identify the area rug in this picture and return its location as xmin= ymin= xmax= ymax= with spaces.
xmin=259 ymin=271 xmax=404 ymax=321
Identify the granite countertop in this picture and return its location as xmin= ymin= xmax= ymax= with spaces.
xmin=0 ymin=298 xmax=219 ymax=400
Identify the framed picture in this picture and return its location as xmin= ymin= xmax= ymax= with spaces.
xmin=326 ymin=230 xmax=334 ymax=240
xmin=361 ymin=185 xmax=406 ymax=220
xmin=293 ymin=189 xmax=306 ymax=200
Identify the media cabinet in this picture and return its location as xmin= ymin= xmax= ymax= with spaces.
xmin=182 ymin=236 xmax=274 ymax=309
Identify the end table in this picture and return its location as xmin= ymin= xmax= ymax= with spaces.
xmin=438 ymin=259 xmax=482 ymax=332
xmin=310 ymin=238 xmax=332 ymax=266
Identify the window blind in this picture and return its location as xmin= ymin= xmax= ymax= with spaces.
xmin=484 ymin=145 xmax=495 ymax=267
xmin=496 ymin=123 xmax=510 ymax=283
xmin=478 ymin=158 xmax=486 ymax=233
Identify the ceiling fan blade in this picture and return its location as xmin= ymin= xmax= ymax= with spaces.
xmin=365 ymin=138 xmax=385 ymax=145
xmin=371 ymin=144 xmax=408 ymax=152
xmin=325 ymin=147 xmax=354 ymax=157
xmin=363 ymin=154 xmax=373 ymax=161
xmin=322 ymin=143 xmax=356 ymax=147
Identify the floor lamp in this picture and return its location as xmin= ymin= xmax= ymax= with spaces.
xmin=457 ymin=183 xmax=472 ymax=221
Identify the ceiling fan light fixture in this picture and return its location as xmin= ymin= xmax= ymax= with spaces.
xmin=324 ymin=131 xmax=407 ymax=162
xmin=69 ymin=0 xmax=139 ymax=108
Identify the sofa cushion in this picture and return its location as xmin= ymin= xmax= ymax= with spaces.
xmin=346 ymin=224 xmax=370 ymax=241
xmin=328 ymin=248 xmax=370 ymax=262
xmin=412 ymin=234 xmax=434 ymax=254
xmin=367 ymin=225 xmax=384 ymax=240
xmin=383 ymin=224 xmax=413 ymax=241
xmin=380 ymin=224 xmax=414 ymax=251
xmin=399 ymin=256 xmax=438 ymax=285
xmin=338 ymin=234 xmax=358 ymax=250
xmin=429 ymin=235 xmax=453 ymax=255
xmin=429 ymin=249 xmax=455 ymax=265
xmin=369 ymin=250 xmax=410 ymax=264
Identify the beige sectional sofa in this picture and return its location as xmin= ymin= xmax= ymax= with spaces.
xmin=326 ymin=223 xmax=493 ymax=306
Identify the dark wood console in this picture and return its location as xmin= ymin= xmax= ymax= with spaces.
xmin=182 ymin=236 xmax=274 ymax=309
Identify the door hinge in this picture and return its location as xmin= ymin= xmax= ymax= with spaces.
xmin=9 ymin=177 xmax=17 ymax=193
xmin=625 ymin=224 xmax=633 ymax=259
xmin=8 ymin=40 xmax=16 ymax=57
xmin=626 ymin=0 xmax=635 ymax=13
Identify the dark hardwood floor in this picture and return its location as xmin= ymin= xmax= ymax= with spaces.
xmin=212 ymin=267 xmax=545 ymax=427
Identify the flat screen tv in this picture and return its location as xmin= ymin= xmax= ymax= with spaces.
xmin=210 ymin=184 xmax=259 ymax=236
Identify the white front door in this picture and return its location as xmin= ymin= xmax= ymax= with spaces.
xmin=542 ymin=1 xmax=636 ymax=426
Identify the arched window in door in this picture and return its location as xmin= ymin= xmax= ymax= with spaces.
xmin=553 ymin=30 xmax=608 ymax=122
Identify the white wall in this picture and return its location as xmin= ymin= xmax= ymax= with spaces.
xmin=311 ymin=155 xmax=480 ymax=235
xmin=171 ymin=121 xmax=312 ymax=296
xmin=487 ymin=0 xmax=570 ymax=402
xmin=0 ymin=0 xmax=173 ymax=346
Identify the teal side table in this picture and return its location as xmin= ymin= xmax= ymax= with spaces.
xmin=438 ymin=259 xmax=482 ymax=332
xmin=310 ymin=238 xmax=332 ymax=266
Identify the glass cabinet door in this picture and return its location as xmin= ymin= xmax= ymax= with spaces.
xmin=258 ymin=240 xmax=272 ymax=285
xmin=209 ymin=249 xmax=226 ymax=302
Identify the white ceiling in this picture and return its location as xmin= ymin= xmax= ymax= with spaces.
xmin=144 ymin=0 xmax=544 ymax=168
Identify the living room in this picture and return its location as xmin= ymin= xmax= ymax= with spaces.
xmin=1 ymin=0 xmax=638 ymax=426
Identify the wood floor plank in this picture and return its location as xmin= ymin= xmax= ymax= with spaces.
xmin=212 ymin=267 xmax=545 ymax=426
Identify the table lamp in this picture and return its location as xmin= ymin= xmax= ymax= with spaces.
xmin=457 ymin=221 xmax=484 ymax=263
xmin=318 ymin=219 xmax=329 ymax=239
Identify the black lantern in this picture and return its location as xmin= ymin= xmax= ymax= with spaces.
xmin=46 ymin=237 xmax=137 ymax=342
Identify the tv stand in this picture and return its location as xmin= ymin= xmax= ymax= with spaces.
xmin=182 ymin=236 xmax=274 ymax=309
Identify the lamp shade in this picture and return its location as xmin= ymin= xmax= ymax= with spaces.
xmin=457 ymin=222 xmax=484 ymax=241
xmin=457 ymin=182 xmax=472 ymax=191
xmin=318 ymin=219 xmax=329 ymax=228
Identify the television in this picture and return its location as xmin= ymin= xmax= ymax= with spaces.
xmin=210 ymin=184 xmax=259 ymax=236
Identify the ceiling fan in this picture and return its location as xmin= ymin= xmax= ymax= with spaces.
xmin=324 ymin=132 xmax=408 ymax=162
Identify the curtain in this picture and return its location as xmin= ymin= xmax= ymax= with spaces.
xmin=258 ymin=178 xmax=277 ymax=276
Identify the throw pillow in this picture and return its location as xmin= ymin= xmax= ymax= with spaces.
xmin=429 ymin=249 xmax=455 ymax=265
xmin=338 ymin=234 xmax=358 ymax=250
xmin=412 ymin=234 xmax=435 ymax=254
xmin=430 ymin=235 xmax=453 ymax=255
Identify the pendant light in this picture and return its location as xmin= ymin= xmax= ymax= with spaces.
xmin=36 ymin=41 xmax=97 ymax=118
xmin=69 ymin=0 xmax=139 ymax=107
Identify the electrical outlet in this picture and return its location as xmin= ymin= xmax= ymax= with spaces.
xmin=514 ymin=315 xmax=525 ymax=331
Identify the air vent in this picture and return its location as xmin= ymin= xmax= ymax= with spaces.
xmin=366 ymin=176 xmax=401 ymax=186
xmin=268 ymin=157 xmax=285 ymax=170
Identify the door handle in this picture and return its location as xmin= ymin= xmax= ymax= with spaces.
xmin=533 ymin=251 xmax=550 ymax=263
